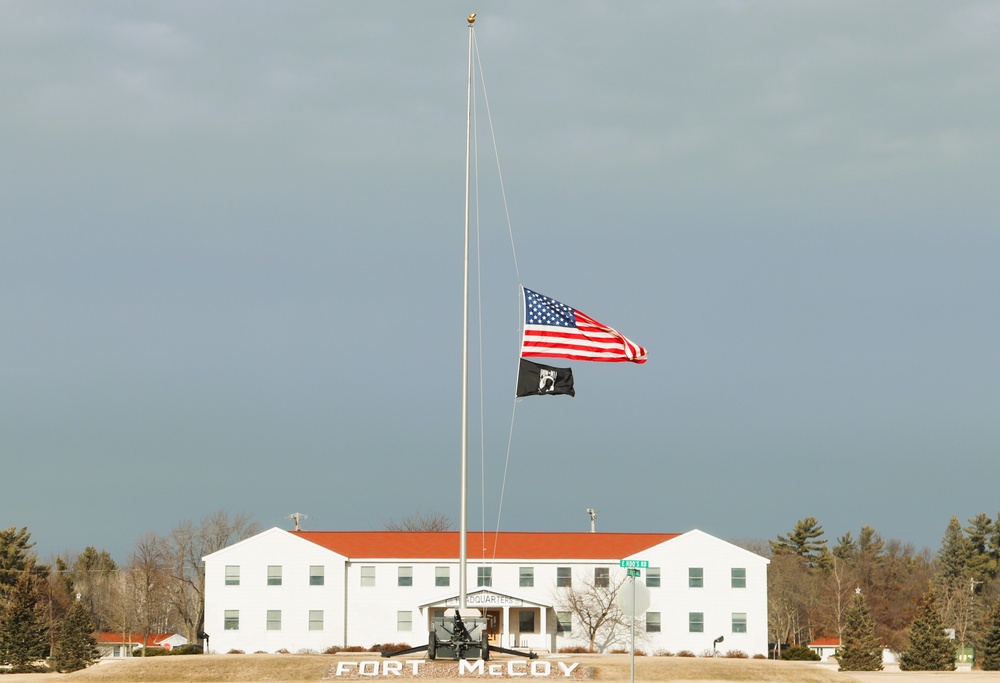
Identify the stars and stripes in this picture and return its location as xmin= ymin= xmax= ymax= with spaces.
xmin=520 ymin=287 xmax=647 ymax=364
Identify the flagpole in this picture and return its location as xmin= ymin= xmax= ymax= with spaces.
xmin=459 ymin=11 xmax=476 ymax=613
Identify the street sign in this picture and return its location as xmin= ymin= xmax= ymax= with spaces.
xmin=619 ymin=559 xmax=648 ymax=569
xmin=626 ymin=568 xmax=641 ymax=577
xmin=617 ymin=580 xmax=650 ymax=617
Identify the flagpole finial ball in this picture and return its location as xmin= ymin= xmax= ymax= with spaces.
xmin=468 ymin=13 xmax=477 ymax=24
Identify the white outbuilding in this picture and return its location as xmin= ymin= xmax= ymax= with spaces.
xmin=203 ymin=527 xmax=768 ymax=656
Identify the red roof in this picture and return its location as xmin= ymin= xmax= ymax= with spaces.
xmin=809 ymin=637 xmax=840 ymax=647
xmin=92 ymin=632 xmax=174 ymax=647
xmin=292 ymin=531 xmax=679 ymax=560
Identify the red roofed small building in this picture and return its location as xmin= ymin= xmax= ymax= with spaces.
xmin=203 ymin=527 xmax=768 ymax=656
xmin=92 ymin=632 xmax=188 ymax=658
xmin=808 ymin=636 xmax=840 ymax=661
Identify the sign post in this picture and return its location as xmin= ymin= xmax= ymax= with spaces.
xmin=617 ymin=561 xmax=650 ymax=683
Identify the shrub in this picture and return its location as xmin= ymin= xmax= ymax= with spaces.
xmin=723 ymin=650 xmax=748 ymax=659
xmin=276 ymin=648 xmax=290 ymax=654
xmin=676 ymin=650 xmax=695 ymax=657
xmin=610 ymin=648 xmax=628 ymax=655
xmin=297 ymin=648 xmax=318 ymax=655
xmin=139 ymin=647 xmax=168 ymax=657
xmin=558 ymin=646 xmax=592 ymax=653
xmin=373 ymin=643 xmax=411 ymax=654
xmin=752 ymin=654 xmax=767 ymax=659
xmin=653 ymin=649 xmax=673 ymax=657
xmin=170 ymin=644 xmax=204 ymax=655
xmin=227 ymin=649 xmax=245 ymax=655
xmin=340 ymin=645 xmax=368 ymax=652
xmin=781 ymin=645 xmax=820 ymax=661
xmin=323 ymin=646 xmax=341 ymax=654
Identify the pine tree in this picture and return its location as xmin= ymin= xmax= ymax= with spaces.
xmin=771 ymin=517 xmax=829 ymax=569
xmin=980 ymin=608 xmax=1000 ymax=671
xmin=838 ymin=590 xmax=883 ymax=671
xmin=55 ymin=599 xmax=100 ymax=672
xmin=0 ymin=570 xmax=49 ymax=671
xmin=899 ymin=589 xmax=956 ymax=671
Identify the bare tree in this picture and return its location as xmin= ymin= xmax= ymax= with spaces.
xmin=127 ymin=532 xmax=170 ymax=656
xmin=381 ymin=509 xmax=453 ymax=532
xmin=555 ymin=573 xmax=629 ymax=653
xmin=159 ymin=510 xmax=260 ymax=643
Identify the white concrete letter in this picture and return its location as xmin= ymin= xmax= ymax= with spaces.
xmin=460 ymin=659 xmax=484 ymax=675
xmin=531 ymin=661 xmax=551 ymax=676
xmin=359 ymin=661 xmax=379 ymax=676
xmin=382 ymin=660 xmax=402 ymax=676
xmin=488 ymin=663 xmax=504 ymax=676
xmin=408 ymin=660 xmax=423 ymax=675
xmin=558 ymin=662 xmax=580 ymax=677
xmin=335 ymin=662 xmax=357 ymax=676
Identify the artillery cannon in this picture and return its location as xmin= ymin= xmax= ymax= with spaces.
xmin=381 ymin=609 xmax=538 ymax=661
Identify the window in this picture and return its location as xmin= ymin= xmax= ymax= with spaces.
xmin=732 ymin=612 xmax=747 ymax=633
xmin=398 ymin=566 xmax=413 ymax=587
xmin=477 ymin=566 xmax=492 ymax=587
xmin=224 ymin=610 xmax=239 ymax=630
xmin=308 ymin=565 xmax=325 ymax=586
xmin=557 ymin=611 xmax=572 ymax=633
xmin=595 ymin=567 xmax=610 ymax=587
xmin=397 ymin=611 xmax=412 ymax=631
xmin=435 ymin=566 xmax=450 ymax=587
xmin=225 ymin=565 xmax=240 ymax=586
xmin=309 ymin=610 xmax=324 ymax=631
xmin=266 ymin=610 xmax=281 ymax=631
xmin=556 ymin=567 xmax=572 ymax=588
xmin=689 ymin=612 xmax=704 ymax=633
xmin=518 ymin=610 xmax=536 ymax=633
xmin=731 ymin=567 xmax=746 ymax=588
xmin=688 ymin=567 xmax=703 ymax=588
xmin=361 ymin=566 xmax=375 ymax=587
xmin=646 ymin=567 xmax=660 ymax=588
xmin=645 ymin=612 xmax=661 ymax=633
xmin=267 ymin=565 xmax=282 ymax=586
xmin=519 ymin=567 xmax=534 ymax=588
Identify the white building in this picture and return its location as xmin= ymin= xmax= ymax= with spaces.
xmin=203 ymin=527 xmax=768 ymax=656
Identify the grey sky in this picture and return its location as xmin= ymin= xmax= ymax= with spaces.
xmin=3 ymin=1 xmax=998 ymax=562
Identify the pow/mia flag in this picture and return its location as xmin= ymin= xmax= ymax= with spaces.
xmin=516 ymin=359 xmax=575 ymax=398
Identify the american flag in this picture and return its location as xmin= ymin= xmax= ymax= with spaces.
xmin=520 ymin=287 xmax=647 ymax=364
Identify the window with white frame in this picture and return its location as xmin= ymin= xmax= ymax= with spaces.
xmin=688 ymin=567 xmax=703 ymax=588
xmin=266 ymin=610 xmax=281 ymax=631
xmin=518 ymin=610 xmax=535 ymax=633
xmin=557 ymin=611 xmax=572 ymax=632
xmin=731 ymin=567 xmax=746 ymax=588
xmin=267 ymin=565 xmax=282 ymax=586
xmin=310 ymin=565 xmax=325 ymax=586
xmin=435 ymin=566 xmax=450 ymax=587
xmin=556 ymin=567 xmax=572 ymax=587
xmin=519 ymin=566 xmax=534 ymax=588
xmin=646 ymin=567 xmax=660 ymax=588
xmin=732 ymin=612 xmax=747 ymax=633
xmin=398 ymin=566 xmax=413 ymax=587
xmin=477 ymin=566 xmax=492 ymax=587
xmin=595 ymin=567 xmax=610 ymax=587
xmin=360 ymin=566 xmax=375 ymax=587
xmin=224 ymin=610 xmax=239 ymax=630
xmin=309 ymin=610 xmax=324 ymax=631
xmin=689 ymin=612 xmax=704 ymax=632
xmin=645 ymin=612 xmax=661 ymax=633
xmin=397 ymin=611 xmax=412 ymax=631
xmin=225 ymin=565 xmax=240 ymax=586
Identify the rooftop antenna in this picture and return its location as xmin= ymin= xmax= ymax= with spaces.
xmin=586 ymin=508 xmax=598 ymax=533
xmin=286 ymin=512 xmax=308 ymax=531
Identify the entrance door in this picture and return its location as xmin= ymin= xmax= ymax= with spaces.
xmin=485 ymin=608 xmax=502 ymax=642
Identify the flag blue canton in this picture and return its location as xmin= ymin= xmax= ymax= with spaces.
xmin=525 ymin=290 xmax=577 ymax=327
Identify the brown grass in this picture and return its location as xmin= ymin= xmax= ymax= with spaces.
xmin=28 ymin=653 xmax=863 ymax=683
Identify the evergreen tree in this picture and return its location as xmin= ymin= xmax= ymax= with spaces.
xmin=0 ymin=527 xmax=36 ymax=603
xmin=771 ymin=517 xmax=829 ymax=569
xmin=981 ymin=607 xmax=1000 ymax=671
xmin=899 ymin=589 xmax=956 ymax=671
xmin=0 ymin=570 xmax=49 ymax=671
xmin=55 ymin=599 xmax=100 ymax=672
xmin=838 ymin=590 xmax=883 ymax=671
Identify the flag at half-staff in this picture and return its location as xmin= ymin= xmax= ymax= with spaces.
xmin=516 ymin=359 xmax=575 ymax=398
xmin=520 ymin=287 xmax=648 ymax=364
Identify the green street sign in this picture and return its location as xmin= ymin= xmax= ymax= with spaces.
xmin=626 ymin=568 xmax=641 ymax=577
xmin=620 ymin=559 xmax=649 ymax=569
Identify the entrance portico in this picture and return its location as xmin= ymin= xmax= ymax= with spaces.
xmin=421 ymin=589 xmax=553 ymax=652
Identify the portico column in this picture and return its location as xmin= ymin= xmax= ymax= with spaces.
xmin=540 ymin=608 xmax=548 ymax=652
xmin=503 ymin=607 xmax=510 ymax=647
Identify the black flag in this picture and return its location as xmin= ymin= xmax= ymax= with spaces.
xmin=516 ymin=359 xmax=575 ymax=397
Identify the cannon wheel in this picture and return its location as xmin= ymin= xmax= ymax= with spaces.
xmin=427 ymin=631 xmax=437 ymax=660
xmin=481 ymin=633 xmax=489 ymax=661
